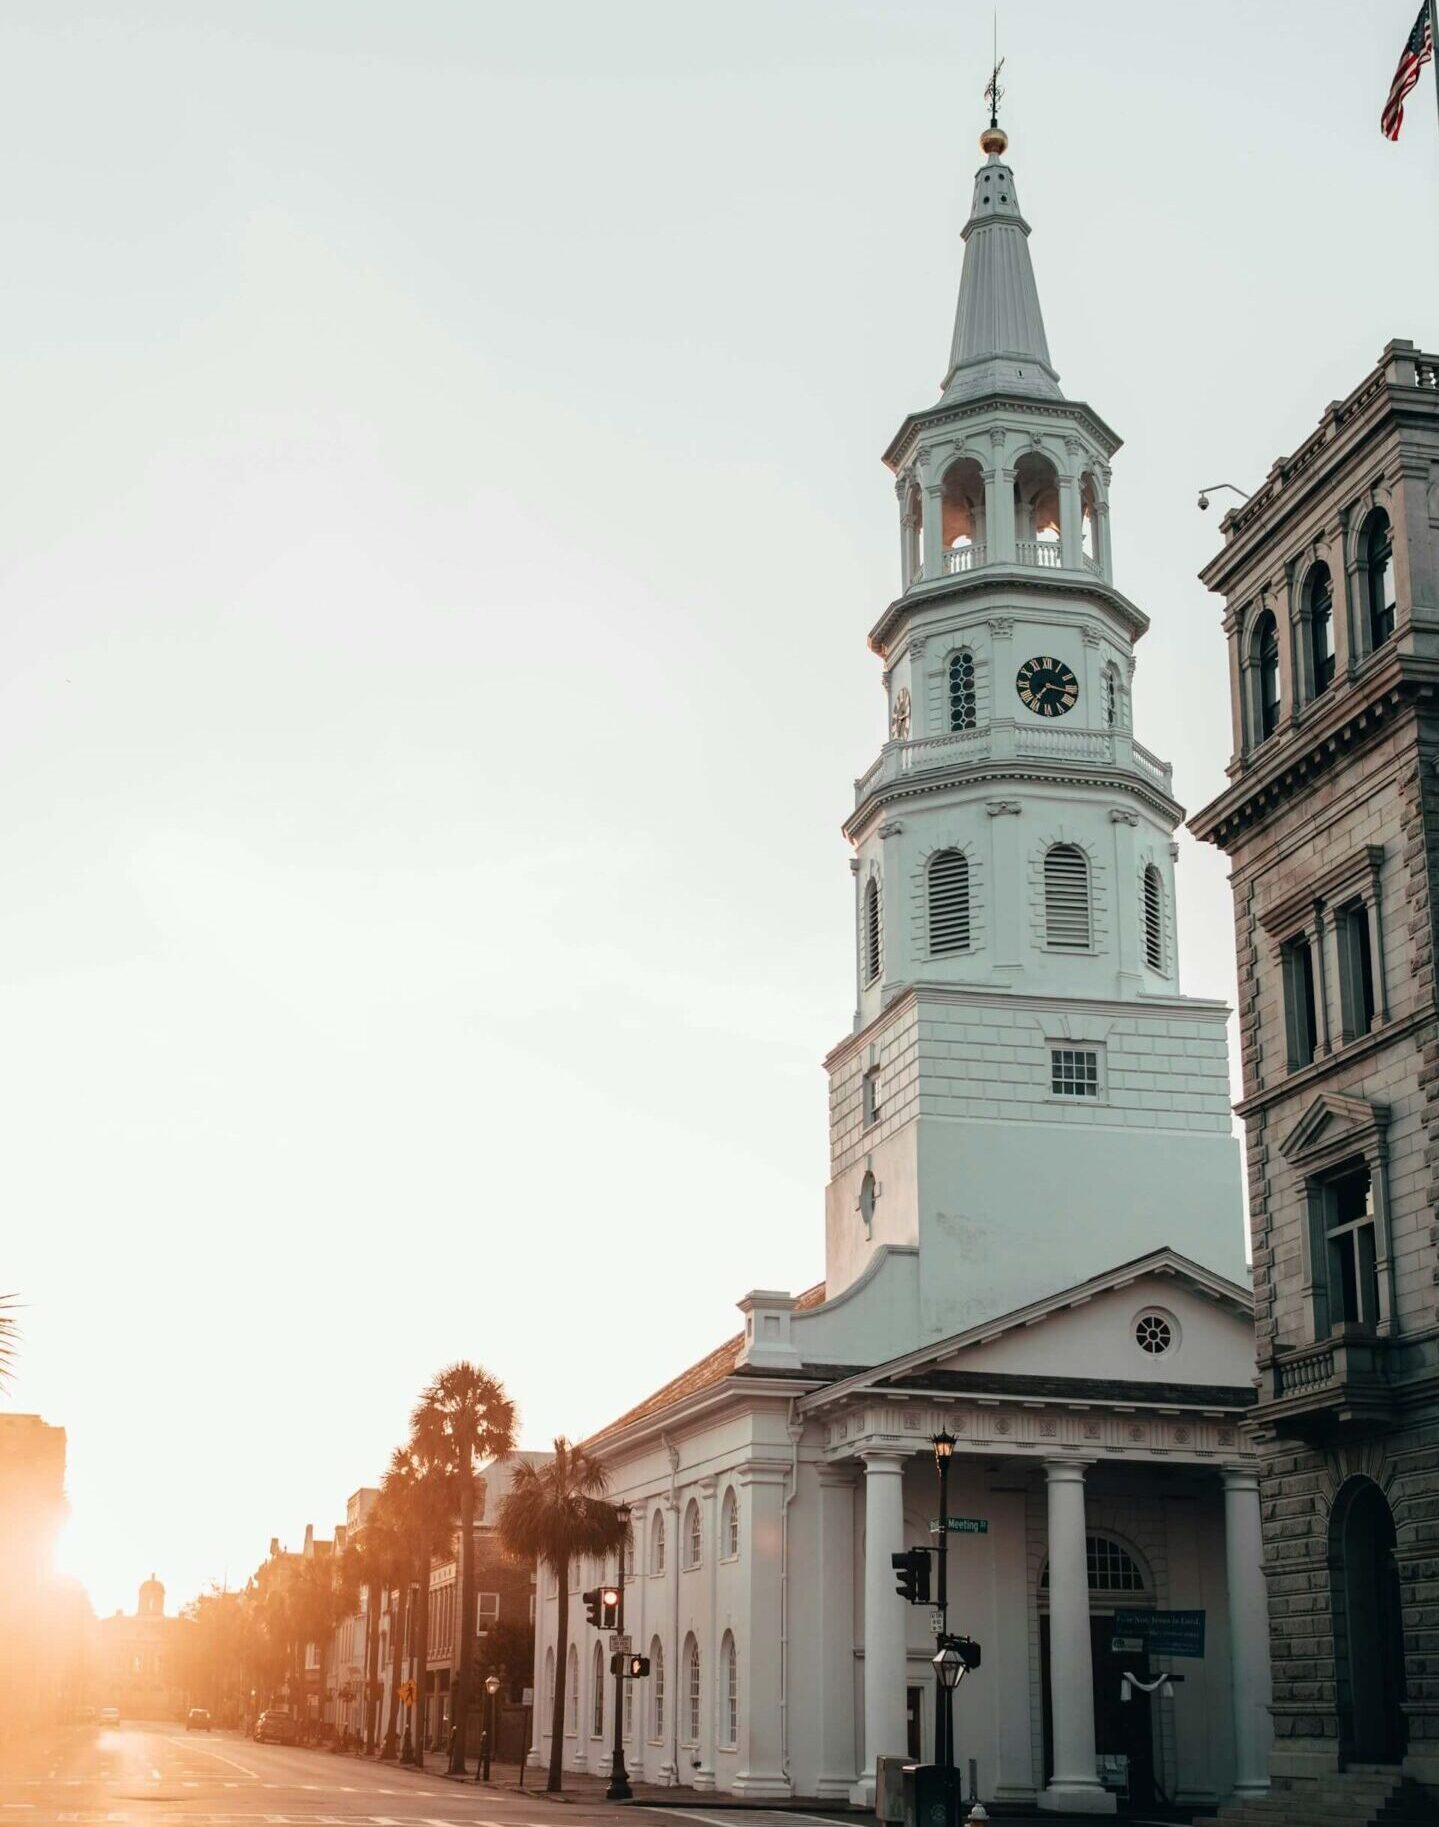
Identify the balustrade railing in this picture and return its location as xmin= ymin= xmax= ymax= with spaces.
xmin=1132 ymin=741 xmax=1174 ymax=790
xmin=943 ymin=544 xmax=986 ymax=575
xmin=1016 ymin=724 xmax=1112 ymax=763
xmin=1017 ymin=539 xmax=1063 ymax=569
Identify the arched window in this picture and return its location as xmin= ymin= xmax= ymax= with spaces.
xmin=720 ymin=1631 xmax=738 ymax=1749
xmin=591 ymin=1641 xmax=605 ymax=1738
xmin=1307 ymin=563 xmax=1335 ymax=695
xmin=649 ymin=1509 xmax=666 ymax=1577
xmin=862 ymin=876 xmax=882 ymax=987
xmin=1142 ymin=864 xmax=1164 ymax=971
xmin=1102 ymin=665 xmax=1119 ymax=730
xmin=566 ymin=1643 xmax=579 ymax=1734
xmin=650 ymin=1637 xmax=665 ymax=1740
xmin=683 ymin=1499 xmax=702 ymax=1571
xmin=1040 ymin=1534 xmax=1146 ymax=1594
xmin=623 ymin=1526 xmax=635 ymax=1581
xmin=721 ymin=1486 xmax=739 ymax=1560
xmin=1044 ymin=844 xmax=1091 ymax=950
xmin=1254 ymin=610 xmax=1281 ymax=739
xmin=683 ymin=1634 xmax=700 ymax=1745
xmin=544 ymin=1647 xmax=555 ymax=1720
xmin=928 ymin=849 xmax=972 ymax=955
xmin=1364 ymin=510 xmax=1396 ymax=648
xmin=948 ymin=649 xmax=977 ymax=731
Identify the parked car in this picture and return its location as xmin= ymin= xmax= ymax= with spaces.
xmin=76 ymin=1706 xmax=96 ymax=1724
xmin=99 ymin=1707 xmax=120 ymax=1726
xmin=185 ymin=1708 xmax=212 ymax=1732
xmin=254 ymin=1710 xmax=298 ymax=1745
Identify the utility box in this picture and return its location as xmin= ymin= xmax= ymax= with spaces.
xmin=875 ymin=1756 xmax=911 ymax=1824
xmin=902 ymin=1762 xmax=965 ymax=1827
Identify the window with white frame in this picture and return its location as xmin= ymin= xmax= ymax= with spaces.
xmin=862 ymin=1066 xmax=881 ymax=1127
xmin=1044 ymin=844 xmax=1091 ymax=950
xmin=683 ymin=1498 xmax=702 ymax=1571
xmin=650 ymin=1637 xmax=665 ymax=1740
xmin=591 ymin=1642 xmax=605 ymax=1738
xmin=683 ymin=1634 xmax=700 ymax=1745
xmin=1050 ymin=1046 xmax=1100 ymax=1099
xmin=477 ymin=1591 xmax=499 ymax=1623
xmin=928 ymin=849 xmax=971 ymax=955
xmin=721 ymin=1486 xmax=739 ymax=1560
xmin=720 ymin=1631 xmax=738 ymax=1749
xmin=649 ymin=1509 xmax=666 ymax=1577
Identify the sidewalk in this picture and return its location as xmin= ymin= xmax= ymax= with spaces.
xmin=431 ymin=1763 xmax=870 ymax=1813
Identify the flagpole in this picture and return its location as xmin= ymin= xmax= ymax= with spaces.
xmin=1431 ymin=0 xmax=1439 ymax=127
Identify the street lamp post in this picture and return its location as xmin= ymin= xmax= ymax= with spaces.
xmin=477 ymin=1674 xmax=500 ymax=1783
xmin=606 ymin=1506 xmax=632 ymax=1803
xmin=932 ymin=1430 xmax=956 ymax=1770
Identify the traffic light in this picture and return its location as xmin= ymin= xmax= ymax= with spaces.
xmin=891 ymin=1547 xmax=931 ymax=1604
xmin=611 ymin=1653 xmax=650 ymax=1678
xmin=582 ymin=1587 xmax=602 ymax=1628
xmin=954 ymin=1636 xmax=981 ymax=1670
xmin=599 ymin=1585 xmax=621 ymax=1630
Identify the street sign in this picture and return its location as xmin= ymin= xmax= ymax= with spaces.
xmin=930 ymin=1517 xmax=989 ymax=1534
xmin=929 ymin=1610 xmax=945 ymax=1637
xmin=1114 ymin=1608 xmax=1206 ymax=1658
xmin=609 ymin=1633 xmax=632 ymax=1655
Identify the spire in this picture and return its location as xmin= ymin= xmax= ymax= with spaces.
xmin=942 ymin=115 xmax=1061 ymax=404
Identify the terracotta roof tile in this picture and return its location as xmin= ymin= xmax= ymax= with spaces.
xmin=588 ymin=1282 xmax=828 ymax=1447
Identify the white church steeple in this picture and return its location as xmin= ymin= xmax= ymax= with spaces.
xmin=822 ymin=111 xmax=1245 ymax=1338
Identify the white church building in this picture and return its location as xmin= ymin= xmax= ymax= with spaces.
xmin=532 ymin=118 xmax=1272 ymax=1816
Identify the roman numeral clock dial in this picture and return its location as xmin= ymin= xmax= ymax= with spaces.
xmin=1016 ymin=655 xmax=1080 ymax=718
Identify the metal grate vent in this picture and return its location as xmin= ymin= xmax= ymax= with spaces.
xmin=863 ymin=876 xmax=882 ymax=985
xmin=928 ymin=849 xmax=972 ymax=955
xmin=1142 ymin=864 xmax=1164 ymax=970
xmin=1044 ymin=844 xmax=1091 ymax=949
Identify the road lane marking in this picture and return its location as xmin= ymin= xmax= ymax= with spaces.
xmin=160 ymin=1741 xmax=259 ymax=1779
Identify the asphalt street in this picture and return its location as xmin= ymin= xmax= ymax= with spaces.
xmin=0 ymin=1725 xmax=856 ymax=1827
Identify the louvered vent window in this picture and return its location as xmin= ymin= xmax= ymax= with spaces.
xmin=928 ymin=849 xmax=972 ymax=955
xmin=1142 ymin=865 xmax=1163 ymax=970
xmin=949 ymin=650 xmax=977 ymax=731
xmin=862 ymin=876 xmax=882 ymax=986
xmin=1044 ymin=844 xmax=1091 ymax=950
xmin=1103 ymin=669 xmax=1118 ymax=729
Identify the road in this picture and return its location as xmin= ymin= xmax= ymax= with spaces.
xmin=0 ymin=1725 xmax=856 ymax=1827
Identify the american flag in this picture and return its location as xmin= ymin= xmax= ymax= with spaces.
xmin=1381 ymin=3 xmax=1434 ymax=140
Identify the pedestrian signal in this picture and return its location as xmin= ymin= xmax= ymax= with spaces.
xmin=582 ymin=1586 xmax=603 ymax=1628
xmin=953 ymin=1635 xmax=981 ymax=1670
xmin=599 ymin=1586 xmax=621 ymax=1630
xmin=891 ymin=1547 xmax=931 ymax=1605
xmin=610 ymin=1653 xmax=650 ymax=1678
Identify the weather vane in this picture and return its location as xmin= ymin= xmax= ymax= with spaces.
xmin=985 ymin=38 xmax=1005 ymax=131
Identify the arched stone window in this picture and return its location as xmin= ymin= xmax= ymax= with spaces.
xmin=683 ymin=1633 xmax=701 ymax=1745
xmin=1044 ymin=844 xmax=1091 ymax=950
xmin=566 ymin=1643 xmax=579 ymax=1734
xmin=862 ymin=876 xmax=882 ymax=986
xmin=649 ymin=1509 xmax=666 ymax=1577
xmin=1142 ymin=864 xmax=1164 ymax=971
xmin=1363 ymin=510 xmax=1397 ymax=649
xmin=719 ymin=1631 xmax=738 ymax=1749
xmin=1252 ymin=609 xmax=1281 ymax=741
xmin=591 ymin=1641 xmax=605 ymax=1738
xmin=1307 ymin=563 xmax=1335 ymax=695
xmin=544 ymin=1647 xmax=555 ymax=1720
xmin=928 ymin=849 xmax=972 ymax=955
xmin=721 ymin=1486 xmax=739 ymax=1560
xmin=683 ymin=1498 xmax=702 ymax=1571
xmin=649 ymin=1636 xmax=665 ymax=1740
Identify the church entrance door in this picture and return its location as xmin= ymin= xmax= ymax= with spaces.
xmin=1039 ymin=1615 xmax=1155 ymax=1810
xmin=1333 ymin=1478 xmax=1407 ymax=1765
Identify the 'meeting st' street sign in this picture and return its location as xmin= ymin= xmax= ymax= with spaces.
xmin=930 ymin=1517 xmax=989 ymax=1534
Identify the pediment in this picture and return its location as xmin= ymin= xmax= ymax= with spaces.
xmin=1279 ymin=1091 xmax=1388 ymax=1168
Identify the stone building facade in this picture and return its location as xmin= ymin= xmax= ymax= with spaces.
xmin=1191 ymin=340 xmax=1439 ymax=1788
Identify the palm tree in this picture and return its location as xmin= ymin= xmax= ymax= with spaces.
xmin=381 ymin=1444 xmax=456 ymax=1767
xmin=497 ymin=1438 xmax=626 ymax=1795
xmin=0 ymin=1294 xmax=19 ymax=1390
xmin=410 ymin=1364 xmax=515 ymax=1772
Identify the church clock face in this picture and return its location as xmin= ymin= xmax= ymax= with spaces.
xmin=1016 ymin=655 xmax=1079 ymax=718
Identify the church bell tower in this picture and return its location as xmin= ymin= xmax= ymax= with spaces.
xmin=824 ymin=117 xmax=1247 ymax=1339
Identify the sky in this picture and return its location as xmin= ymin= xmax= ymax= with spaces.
xmin=2 ymin=1 xmax=1436 ymax=1619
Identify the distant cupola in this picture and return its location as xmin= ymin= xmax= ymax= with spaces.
xmin=138 ymin=1574 xmax=164 ymax=1617
xmin=943 ymin=125 xmax=1060 ymax=404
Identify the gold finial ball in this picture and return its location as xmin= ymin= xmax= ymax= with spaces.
xmin=979 ymin=124 xmax=1008 ymax=156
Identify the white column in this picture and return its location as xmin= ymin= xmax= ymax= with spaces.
xmin=1040 ymin=1462 xmax=1111 ymax=1815
xmin=695 ymin=1477 xmax=718 ymax=1791
xmin=817 ymin=1464 xmax=859 ymax=1801
xmin=1222 ymin=1468 xmax=1271 ymax=1799
xmin=856 ymin=1450 xmax=908 ymax=1807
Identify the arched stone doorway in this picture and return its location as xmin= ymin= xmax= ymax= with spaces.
xmin=1331 ymin=1477 xmax=1407 ymax=1765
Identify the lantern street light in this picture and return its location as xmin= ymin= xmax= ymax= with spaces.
xmin=476 ymin=1673 xmax=501 ymax=1783
xmin=606 ymin=1505 xmax=633 ymax=1803
xmin=932 ymin=1428 xmax=956 ymax=1468
xmin=933 ymin=1642 xmax=967 ymax=1691
xmin=930 ymin=1430 xmax=957 ymax=1767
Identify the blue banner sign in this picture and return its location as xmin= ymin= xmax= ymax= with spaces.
xmin=1113 ymin=1608 xmax=1205 ymax=1658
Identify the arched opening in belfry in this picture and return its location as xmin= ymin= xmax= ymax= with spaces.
xmin=1080 ymin=472 xmax=1102 ymax=568
xmin=902 ymin=478 xmax=923 ymax=584
xmin=1014 ymin=452 xmax=1061 ymax=567
xmin=941 ymin=457 xmax=987 ymax=573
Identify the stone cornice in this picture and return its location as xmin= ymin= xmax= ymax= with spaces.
xmin=1232 ymin=1007 xmax=1433 ymax=1120
xmin=882 ymin=392 xmax=1122 ymax=473
xmin=869 ymin=567 xmax=1149 ymax=656
xmin=845 ymin=757 xmax=1183 ymax=846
